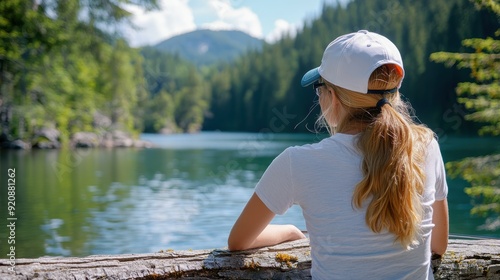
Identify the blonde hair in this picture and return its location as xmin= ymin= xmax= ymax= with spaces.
xmin=320 ymin=64 xmax=434 ymax=249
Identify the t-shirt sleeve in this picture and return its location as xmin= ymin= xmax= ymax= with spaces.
xmin=431 ymin=139 xmax=448 ymax=201
xmin=254 ymin=148 xmax=295 ymax=215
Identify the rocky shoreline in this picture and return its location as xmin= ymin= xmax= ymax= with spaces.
xmin=0 ymin=128 xmax=153 ymax=150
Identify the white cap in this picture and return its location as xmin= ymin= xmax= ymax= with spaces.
xmin=301 ymin=30 xmax=404 ymax=94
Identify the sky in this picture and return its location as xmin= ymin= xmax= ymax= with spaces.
xmin=122 ymin=0 xmax=346 ymax=47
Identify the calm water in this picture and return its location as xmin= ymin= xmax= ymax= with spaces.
xmin=0 ymin=132 xmax=499 ymax=258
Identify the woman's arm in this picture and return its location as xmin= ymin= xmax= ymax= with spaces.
xmin=431 ymin=199 xmax=449 ymax=255
xmin=228 ymin=193 xmax=306 ymax=251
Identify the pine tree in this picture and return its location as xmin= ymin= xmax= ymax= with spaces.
xmin=430 ymin=0 xmax=500 ymax=230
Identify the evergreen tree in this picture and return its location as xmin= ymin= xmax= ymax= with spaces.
xmin=140 ymin=47 xmax=209 ymax=133
xmin=430 ymin=0 xmax=500 ymax=230
xmin=100 ymin=39 xmax=141 ymax=134
xmin=0 ymin=0 xmax=158 ymax=145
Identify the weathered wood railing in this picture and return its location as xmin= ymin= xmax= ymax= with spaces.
xmin=0 ymin=239 xmax=499 ymax=279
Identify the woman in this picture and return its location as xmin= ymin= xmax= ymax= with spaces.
xmin=228 ymin=30 xmax=449 ymax=279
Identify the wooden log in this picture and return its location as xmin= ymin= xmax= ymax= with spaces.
xmin=0 ymin=239 xmax=498 ymax=279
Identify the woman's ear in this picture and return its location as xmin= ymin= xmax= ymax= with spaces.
xmin=329 ymin=88 xmax=346 ymax=127
xmin=329 ymin=87 xmax=339 ymax=108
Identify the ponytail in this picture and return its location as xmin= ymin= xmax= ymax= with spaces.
xmin=322 ymin=64 xmax=434 ymax=249
xmin=354 ymin=102 xmax=432 ymax=249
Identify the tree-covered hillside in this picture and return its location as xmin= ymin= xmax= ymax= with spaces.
xmin=154 ymin=29 xmax=263 ymax=66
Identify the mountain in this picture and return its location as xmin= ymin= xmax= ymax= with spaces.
xmin=154 ymin=29 xmax=264 ymax=66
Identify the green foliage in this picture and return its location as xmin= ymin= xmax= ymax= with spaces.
xmin=446 ymin=155 xmax=500 ymax=225
xmin=140 ymin=47 xmax=209 ymax=133
xmin=0 ymin=0 xmax=65 ymax=141
xmin=431 ymin=0 xmax=500 ymax=230
xmin=0 ymin=0 xmax=159 ymax=144
xmin=99 ymin=39 xmax=141 ymax=133
xmin=0 ymin=0 xmax=64 ymax=60
xmin=473 ymin=0 xmax=500 ymax=14
xmin=143 ymin=90 xmax=176 ymax=133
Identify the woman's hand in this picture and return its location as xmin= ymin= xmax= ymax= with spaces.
xmin=228 ymin=193 xmax=306 ymax=251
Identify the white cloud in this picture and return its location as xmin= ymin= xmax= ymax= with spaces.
xmin=265 ymin=19 xmax=299 ymax=43
xmin=194 ymin=0 xmax=263 ymax=38
xmin=123 ymin=0 xmax=197 ymax=47
xmin=123 ymin=0 xmax=265 ymax=47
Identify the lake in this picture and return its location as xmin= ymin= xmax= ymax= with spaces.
xmin=0 ymin=132 xmax=499 ymax=258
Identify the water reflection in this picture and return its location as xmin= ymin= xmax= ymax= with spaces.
xmin=41 ymin=219 xmax=71 ymax=256
xmin=85 ymin=170 xmax=277 ymax=254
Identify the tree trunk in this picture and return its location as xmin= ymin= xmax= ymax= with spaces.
xmin=0 ymin=239 xmax=498 ymax=279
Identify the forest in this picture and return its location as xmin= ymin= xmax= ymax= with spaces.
xmin=0 ymin=0 xmax=499 ymax=147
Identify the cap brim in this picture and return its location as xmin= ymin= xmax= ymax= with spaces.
xmin=301 ymin=67 xmax=320 ymax=87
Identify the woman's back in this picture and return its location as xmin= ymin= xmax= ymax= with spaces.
xmin=255 ymin=134 xmax=447 ymax=279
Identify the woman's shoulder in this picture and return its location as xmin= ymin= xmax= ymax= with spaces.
xmin=285 ymin=133 xmax=359 ymax=157
xmin=426 ymin=135 xmax=442 ymax=155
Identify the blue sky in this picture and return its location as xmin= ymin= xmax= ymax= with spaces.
xmin=123 ymin=0 xmax=347 ymax=47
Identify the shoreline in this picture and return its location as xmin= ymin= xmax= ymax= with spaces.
xmin=0 ymin=129 xmax=154 ymax=150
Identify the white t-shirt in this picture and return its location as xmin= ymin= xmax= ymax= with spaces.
xmin=255 ymin=133 xmax=448 ymax=280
